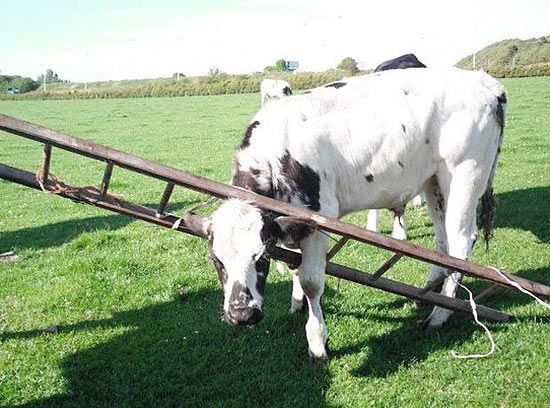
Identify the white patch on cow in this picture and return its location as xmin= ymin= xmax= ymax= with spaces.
xmin=209 ymin=199 xmax=266 ymax=311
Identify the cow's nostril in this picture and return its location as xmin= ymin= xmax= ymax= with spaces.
xmin=246 ymin=308 xmax=263 ymax=325
xmin=228 ymin=306 xmax=263 ymax=326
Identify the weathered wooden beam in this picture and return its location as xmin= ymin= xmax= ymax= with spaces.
xmin=0 ymin=162 xmax=513 ymax=324
xmin=1 ymin=113 xmax=549 ymax=298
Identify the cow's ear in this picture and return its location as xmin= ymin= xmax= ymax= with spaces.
xmin=182 ymin=213 xmax=211 ymax=240
xmin=272 ymin=216 xmax=315 ymax=245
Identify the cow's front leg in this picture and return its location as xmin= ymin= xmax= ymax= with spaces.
xmin=298 ymin=231 xmax=330 ymax=363
xmin=290 ymin=266 xmax=306 ymax=312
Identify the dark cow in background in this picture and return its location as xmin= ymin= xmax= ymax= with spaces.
xmin=374 ymin=53 xmax=426 ymax=72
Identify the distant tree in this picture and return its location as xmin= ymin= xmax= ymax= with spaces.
xmin=263 ymin=65 xmax=274 ymax=73
xmin=274 ymin=59 xmax=288 ymax=72
xmin=12 ymin=76 xmax=39 ymax=93
xmin=208 ymin=67 xmax=222 ymax=76
xmin=338 ymin=57 xmax=358 ymax=73
xmin=38 ymin=69 xmax=63 ymax=84
xmin=45 ymin=69 xmax=54 ymax=82
xmin=0 ymin=75 xmax=39 ymax=93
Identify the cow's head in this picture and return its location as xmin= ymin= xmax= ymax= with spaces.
xmin=188 ymin=199 xmax=312 ymax=326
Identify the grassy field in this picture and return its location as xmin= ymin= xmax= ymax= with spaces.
xmin=1 ymin=77 xmax=549 ymax=407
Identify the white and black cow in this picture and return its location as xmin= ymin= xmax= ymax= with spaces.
xmin=261 ymin=79 xmax=292 ymax=107
xmin=190 ymin=68 xmax=506 ymax=363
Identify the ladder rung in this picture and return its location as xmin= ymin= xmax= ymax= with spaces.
xmin=40 ymin=144 xmax=52 ymax=183
xmin=156 ymin=182 xmax=175 ymax=217
xmin=371 ymin=252 xmax=403 ymax=280
xmin=100 ymin=162 xmax=114 ymax=197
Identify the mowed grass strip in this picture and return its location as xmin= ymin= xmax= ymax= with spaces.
xmin=1 ymin=77 xmax=549 ymax=407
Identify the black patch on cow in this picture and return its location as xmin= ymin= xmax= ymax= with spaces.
xmin=278 ymin=151 xmax=320 ymax=211
xmin=283 ymin=86 xmax=292 ymax=96
xmin=229 ymin=282 xmax=252 ymax=307
xmin=276 ymin=218 xmax=315 ymax=245
xmin=365 ymin=174 xmax=374 ymax=183
xmin=398 ymin=160 xmax=404 ymax=169
xmin=232 ymin=161 xmax=274 ymax=198
xmin=240 ymin=120 xmax=260 ymax=150
xmin=433 ymin=183 xmax=445 ymax=214
xmin=325 ymin=82 xmax=347 ymax=89
xmin=495 ymin=93 xmax=507 ymax=135
xmin=425 ymin=139 xmax=430 ymax=144
xmin=208 ymin=245 xmax=227 ymax=286
xmin=479 ymin=187 xmax=498 ymax=250
xmin=401 ymin=124 xmax=406 ymax=133
xmin=255 ymin=257 xmax=270 ymax=294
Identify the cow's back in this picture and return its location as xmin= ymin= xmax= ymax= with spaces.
xmin=238 ymin=68 xmax=505 ymax=215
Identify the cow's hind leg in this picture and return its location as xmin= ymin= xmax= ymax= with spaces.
xmin=366 ymin=209 xmax=380 ymax=232
xmin=422 ymin=176 xmax=449 ymax=291
xmin=298 ymin=231 xmax=330 ymax=363
xmin=391 ymin=209 xmax=407 ymax=240
xmin=424 ymin=165 xmax=481 ymax=330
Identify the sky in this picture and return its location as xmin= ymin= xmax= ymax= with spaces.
xmin=1 ymin=0 xmax=549 ymax=82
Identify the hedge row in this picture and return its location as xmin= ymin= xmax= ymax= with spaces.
xmin=1 ymin=71 xmax=361 ymax=100
xmin=484 ymin=63 xmax=550 ymax=78
xmin=3 ymin=65 xmax=548 ymax=101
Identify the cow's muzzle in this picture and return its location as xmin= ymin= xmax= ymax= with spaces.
xmin=225 ymin=306 xmax=263 ymax=326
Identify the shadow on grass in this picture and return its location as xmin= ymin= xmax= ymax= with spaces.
xmin=494 ymin=186 xmax=550 ymax=243
xmin=403 ymin=186 xmax=550 ymax=243
xmin=3 ymin=282 xmax=331 ymax=408
xmin=0 ymin=200 xmax=203 ymax=253
xmin=5 ymin=264 xmax=549 ymax=407
xmin=329 ymin=264 xmax=550 ymax=378
xmin=4 ymin=267 xmax=550 ymax=407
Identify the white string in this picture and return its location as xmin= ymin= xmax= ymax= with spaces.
xmin=488 ymin=267 xmax=550 ymax=310
xmin=450 ymin=275 xmax=496 ymax=359
xmin=450 ymin=267 xmax=550 ymax=359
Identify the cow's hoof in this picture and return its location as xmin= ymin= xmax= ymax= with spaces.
xmin=308 ymin=349 xmax=328 ymax=365
xmin=418 ymin=316 xmax=444 ymax=331
xmin=425 ymin=322 xmax=443 ymax=332
xmin=290 ymin=296 xmax=307 ymax=313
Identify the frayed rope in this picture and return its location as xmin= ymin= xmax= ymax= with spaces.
xmin=450 ymin=267 xmax=549 ymax=359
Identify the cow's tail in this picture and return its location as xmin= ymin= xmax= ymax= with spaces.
xmin=479 ymin=92 xmax=507 ymax=250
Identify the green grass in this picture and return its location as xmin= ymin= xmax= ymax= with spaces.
xmin=1 ymin=78 xmax=549 ymax=407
